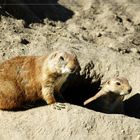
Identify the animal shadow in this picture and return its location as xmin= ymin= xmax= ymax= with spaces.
xmin=124 ymin=93 xmax=140 ymax=119
xmin=0 ymin=0 xmax=74 ymax=24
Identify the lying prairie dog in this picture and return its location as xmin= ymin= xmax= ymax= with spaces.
xmin=84 ymin=77 xmax=132 ymax=113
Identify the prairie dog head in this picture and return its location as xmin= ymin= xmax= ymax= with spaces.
xmin=104 ymin=77 xmax=132 ymax=96
xmin=84 ymin=77 xmax=132 ymax=106
xmin=47 ymin=50 xmax=80 ymax=75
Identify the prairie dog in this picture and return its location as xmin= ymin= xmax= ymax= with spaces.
xmin=0 ymin=50 xmax=80 ymax=110
xmin=84 ymin=77 xmax=132 ymax=113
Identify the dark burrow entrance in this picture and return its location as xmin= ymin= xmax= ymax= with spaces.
xmin=0 ymin=0 xmax=74 ymax=24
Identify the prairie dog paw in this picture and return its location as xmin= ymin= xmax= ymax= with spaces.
xmin=53 ymin=103 xmax=66 ymax=110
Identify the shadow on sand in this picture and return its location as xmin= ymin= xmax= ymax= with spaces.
xmin=0 ymin=0 xmax=74 ymax=24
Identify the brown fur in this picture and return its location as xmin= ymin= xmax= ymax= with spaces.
xmin=84 ymin=77 xmax=132 ymax=113
xmin=0 ymin=50 xmax=80 ymax=110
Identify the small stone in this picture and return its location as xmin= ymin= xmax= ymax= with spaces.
xmin=130 ymin=48 xmax=138 ymax=53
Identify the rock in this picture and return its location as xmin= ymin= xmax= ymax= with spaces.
xmin=130 ymin=48 xmax=138 ymax=53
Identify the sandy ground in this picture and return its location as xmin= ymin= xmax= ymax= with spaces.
xmin=0 ymin=0 xmax=140 ymax=139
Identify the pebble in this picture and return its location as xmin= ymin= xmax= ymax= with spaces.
xmin=130 ymin=48 xmax=138 ymax=53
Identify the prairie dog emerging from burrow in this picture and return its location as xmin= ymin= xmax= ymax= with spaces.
xmin=0 ymin=50 xmax=80 ymax=110
xmin=84 ymin=77 xmax=132 ymax=113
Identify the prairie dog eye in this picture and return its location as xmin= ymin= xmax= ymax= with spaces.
xmin=60 ymin=56 xmax=64 ymax=61
xmin=116 ymin=82 xmax=121 ymax=85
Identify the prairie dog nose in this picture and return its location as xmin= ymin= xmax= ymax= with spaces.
xmin=128 ymin=87 xmax=132 ymax=93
